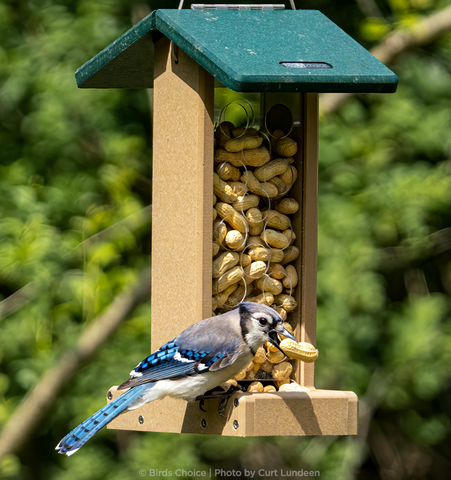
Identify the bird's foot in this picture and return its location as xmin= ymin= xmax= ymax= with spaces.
xmin=196 ymin=384 xmax=245 ymax=417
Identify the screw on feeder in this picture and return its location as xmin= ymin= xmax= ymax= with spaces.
xmin=107 ymin=391 xmax=113 ymax=400
xmin=201 ymin=419 xmax=207 ymax=428
xmin=233 ymin=420 xmax=239 ymax=430
xmin=234 ymin=398 xmax=240 ymax=408
xmin=138 ymin=415 xmax=144 ymax=425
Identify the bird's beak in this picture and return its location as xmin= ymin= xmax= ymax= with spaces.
xmin=268 ymin=325 xmax=297 ymax=355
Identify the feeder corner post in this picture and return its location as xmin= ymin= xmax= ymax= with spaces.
xmin=151 ymin=36 xmax=215 ymax=351
xmin=297 ymin=91 xmax=319 ymax=389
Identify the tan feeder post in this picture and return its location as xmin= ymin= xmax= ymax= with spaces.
xmin=75 ymin=6 xmax=397 ymax=436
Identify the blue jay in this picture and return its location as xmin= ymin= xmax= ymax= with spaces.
xmin=56 ymin=302 xmax=296 ymax=455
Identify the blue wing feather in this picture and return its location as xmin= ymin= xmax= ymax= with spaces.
xmin=118 ymin=340 xmax=225 ymax=390
xmin=118 ymin=341 xmax=230 ymax=389
xmin=118 ymin=311 xmax=243 ymax=390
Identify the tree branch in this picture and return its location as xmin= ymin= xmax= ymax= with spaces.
xmin=0 ymin=266 xmax=151 ymax=461
xmin=0 ymin=283 xmax=36 ymax=320
xmin=340 ymin=369 xmax=390 ymax=479
xmin=379 ymin=227 xmax=451 ymax=271
xmin=354 ymin=0 xmax=384 ymax=19
xmin=67 ymin=204 xmax=152 ymax=254
xmin=0 ymin=205 xmax=152 ymax=322
xmin=320 ymin=5 xmax=451 ymax=115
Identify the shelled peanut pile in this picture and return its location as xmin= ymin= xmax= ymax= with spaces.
xmin=211 ymin=120 xmax=318 ymax=392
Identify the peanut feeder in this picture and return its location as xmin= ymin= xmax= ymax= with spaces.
xmin=76 ymin=6 xmax=397 ymax=437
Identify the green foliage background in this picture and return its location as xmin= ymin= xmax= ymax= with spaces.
xmin=1 ymin=0 xmax=451 ymax=478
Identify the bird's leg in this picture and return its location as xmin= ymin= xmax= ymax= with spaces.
xmin=196 ymin=384 xmax=245 ymax=417
xmin=218 ymin=396 xmax=228 ymax=417
xmin=218 ymin=384 xmax=245 ymax=417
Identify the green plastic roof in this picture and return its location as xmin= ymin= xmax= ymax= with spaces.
xmin=76 ymin=9 xmax=398 ymax=93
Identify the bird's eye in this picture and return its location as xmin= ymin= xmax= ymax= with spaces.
xmin=258 ymin=317 xmax=268 ymax=327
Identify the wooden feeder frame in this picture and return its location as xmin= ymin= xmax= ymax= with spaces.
xmin=76 ymin=7 xmax=397 ymax=437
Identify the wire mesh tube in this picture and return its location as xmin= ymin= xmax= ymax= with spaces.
xmin=212 ymin=99 xmax=302 ymax=388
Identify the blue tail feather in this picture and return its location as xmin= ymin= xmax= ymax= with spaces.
xmin=56 ymin=384 xmax=147 ymax=456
